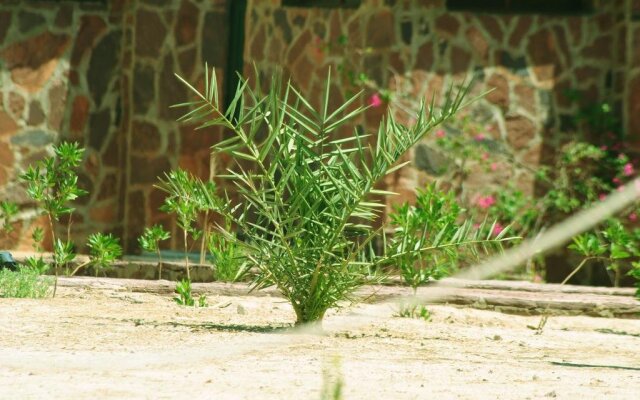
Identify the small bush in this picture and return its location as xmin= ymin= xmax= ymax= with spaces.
xmin=394 ymin=303 xmax=431 ymax=321
xmin=173 ymin=67 xmax=474 ymax=325
xmin=174 ymin=279 xmax=207 ymax=307
xmin=0 ymin=267 xmax=52 ymax=298
xmin=207 ymin=228 xmax=246 ymax=282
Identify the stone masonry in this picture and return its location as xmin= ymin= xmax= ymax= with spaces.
xmin=1 ymin=0 xmax=640 ymax=253
xmin=0 ymin=0 xmax=228 ymax=252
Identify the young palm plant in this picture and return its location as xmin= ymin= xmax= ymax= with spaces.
xmin=173 ymin=67 xmax=511 ymax=325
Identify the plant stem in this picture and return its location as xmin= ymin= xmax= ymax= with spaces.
xmin=184 ymin=229 xmax=190 ymax=281
xmin=47 ymin=213 xmax=58 ymax=298
xmin=200 ymin=211 xmax=208 ymax=265
xmin=70 ymin=261 xmax=90 ymax=276
xmin=157 ymin=247 xmax=163 ymax=280
xmin=561 ymin=257 xmax=594 ymax=285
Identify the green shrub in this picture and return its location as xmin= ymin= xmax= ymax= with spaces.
xmin=207 ymin=226 xmax=246 ymax=282
xmin=174 ymin=279 xmax=207 ymax=307
xmin=138 ymin=224 xmax=171 ymax=279
xmin=172 ymin=67 xmax=510 ymax=325
xmin=630 ymin=262 xmax=640 ymax=299
xmin=20 ymin=142 xmax=87 ymax=296
xmin=386 ymin=184 xmax=510 ymax=292
xmin=0 ymin=267 xmax=52 ymax=298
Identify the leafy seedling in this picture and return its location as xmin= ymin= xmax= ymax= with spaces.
xmin=139 ymin=224 xmax=171 ymax=279
xmin=174 ymin=278 xmax=207 ymax=307
xmin=20 ymin=142 xmax=87 ymax=296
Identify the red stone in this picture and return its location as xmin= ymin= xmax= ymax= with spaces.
xmin=71 ymin=16 xmax=107 ymax=66
xmin=466 ymin=27 xmax=489 ymax=62
xmin=514 ymin=84 xmax=536 ymax=115
xmin=509 ymin=17 xmax=532 ymax=48
xmin=48 ymin=82 xmax=67 ymax=130
xmin=287 ymin=29 xmax=311 ymax=64
xmin=178 ymin=46 xmax=197 ymax=78
xmin=566 ymin=18 xmax=583 ymax=47
xmin=130 ymin=155 xmax=172 ymax=184
xmin=132 ymin=120 xmax=162 ymax=154
xmin=450 ymin=46 xmax=471 ymax=74
xmin=0 ymin=141 xmax=14 ymax=167
xmin=8 ymin=92 xmax=25 ymax=118
xmin=90 ymin=203 xmax=117 ymax=224
xmin=175 ymin=0 xmax=198 ymax=46
xmin=415 ymin=41 xmax=434 ymax=70
xmin=97 ymin=172 xmax=118 ymax=201
xmin=388 ymin=51 xmax=405 ymax=75
xmin=249 ymin=24 xmax=266 ymax=61
xmin=478 ymin=15 xmax=503 ymax=42
xmin=435 ymin=14 xmax=460 ymax=37
xmin=0 ymin=11 xmax=11 ymax=44
xmin=485 ymin=74 xmax=509 ymax=111
xmin=366 ymin=10 xmax=395 ymax=48
xmin=581 ymin=36 xmax=611 ymax=60
xmin=527 ymin=29 xmax=558 ymax=84
xmin=54 ymin=4 xmax=73 ymax=28
xmin=0 ymin=112 xmax=19 ymax=137
xmin=135 ymin=9 xmax=167 ymax=58
xmin=553 ymin=26 xmax=570 ymax=67
xmin=574 ymin=66 xmax=600 ymax=83
xmin=1 ymin=32 xmax=71 ymax=93
xmin=505 ymin=116 xmax=536 ymax=150
xmin=291 ymin=56 xmax=314 ymax=92
xmin=629 ymin=76 xmax=640 ymax=146
xmin=126 ymin=190 xmax=147 ymax=248
xmin=0 ymin=167 xmax=8 ymax=187
xmin=70 ymin=95 xmax=90 ymax=136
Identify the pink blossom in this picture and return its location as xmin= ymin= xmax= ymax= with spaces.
xmin=474 ymin=134 xmax=486 ymax=141
xmin=623 ymin=163 xmax=634 ymax=176
xmin=613 ymin=177 xmax=621 ymax=185
xmin=618 ymin=186 xmax=624 ymax=192
xmin=477 ymin=195 xmax=496 ymax=209
xmin=599 ymin=193 xmax=607 ymax=201
xmin=600 ymin=145 xmax=608 ymax=151
xmin=473 ymin=223 xmax=480 ymax=229
xmin=490 ymin=162 xmax=498 ymax=171
xmin=369 ymin=93 xmax=383 ymax=108
xmin=481 ymin=153 xmax=489 ymax=161
xmin=629 ymin=212 xmax=638 ymax=222
xmin=435 ymin=129 xmax=446 ymax=138
xmin=492 ymin=223 xmax=505 ymax=236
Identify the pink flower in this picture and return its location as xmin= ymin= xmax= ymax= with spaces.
xmin=490 ymin=162 xmax=498 ymax=171
xmin=481 ymin=153 xmax=489 ymax=161
xmin=629 ymin=212 xmax=638 ymax=222
xmin=613 ymin=177 xmax=621 ymax=184
xmin=600 ymin=145 xmax=608 ymax=151
xmin=617 ymin=186 xmax=624 ymax=192
xmin=477 ymin=195 xmax=496 ymax=209
xmin=369 ymin=93 xmax=383 ymax=108
xmin=599 ymin=193 xmax=607 ymax=201
xmin=435 ymin=129 xmax=446 ymax=138
xmin=474 ymin=134 xmax=486 ymax=141
xmin=473 ymin=223 xmax=480 ymax=229
xmin=623 ymin=163 xmax=634 ymax=176
xmin=492 ymin=223 xmax=505 ymax=236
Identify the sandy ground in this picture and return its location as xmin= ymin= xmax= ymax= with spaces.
xmin=0 ymin=284 xmax=639 ymax=399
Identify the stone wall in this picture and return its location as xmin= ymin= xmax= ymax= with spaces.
xmin=0 ymin=0 xmax=127 ymax=251
xmin=121 ymin=0 xmax=229 ymax=252
xmin=1 ymin=0 xmax=640 ymax=254
xmin=0 ymin=0 xmax=229 ymax=253
xmin=244 ymin=0 xmax=633 ymax=212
